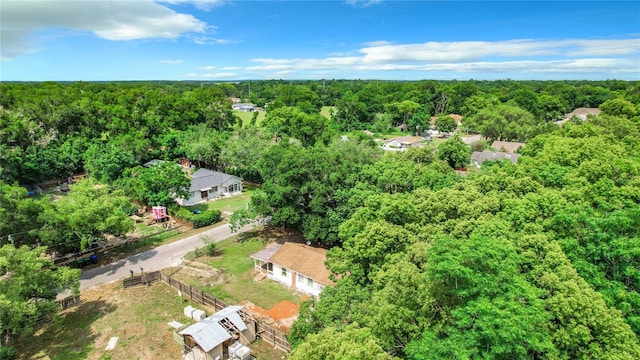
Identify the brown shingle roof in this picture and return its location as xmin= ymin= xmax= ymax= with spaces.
xmin=490 ymin=141 xmax=525 ymax=153
xmin=564 ymin=107 xmax=601 ymax=118
xmin=269 ymin=243 xmax=334 ymax=286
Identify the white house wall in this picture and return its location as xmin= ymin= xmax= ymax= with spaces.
xmin=267 ymin=263 xmax=324 ymax=297
xmin=269 ymin=264 xmax=292 ymax=287
xmin=294 ymin=273 xmax=323 ymax=297
xmin=178 ymin=181 xmax=243 ymax=206
xmin=178 ymin=191 xmax=203 ymax=206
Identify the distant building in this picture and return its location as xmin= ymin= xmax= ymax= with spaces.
xmin=470 ymin=151 xmax=521 ymax=168
xmin=232 ymin=103 xmax=257 ymax=112
xmin=564 ymin=107 xmax=601 ymax=121
xmin=490 ymin=141 xmax=525 ymax=153
xmin=556 ymin=107 xmax=601 ymax=126
xmin=382 ymin=136 xmax=428 ymax=151
xmin=176 ymin=169 xmax=243 ymax=206
xmin=143 ymin=159 xmax=166 ymax=168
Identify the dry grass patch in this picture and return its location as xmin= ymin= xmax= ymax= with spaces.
xmin=15 ymin=280 xmax=286 ymax=360
xmin=17 ymin=282 xmax=192 ymax=360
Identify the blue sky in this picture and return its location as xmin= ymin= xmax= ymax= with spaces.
xmin=1 ymin=0 xmax=639 ymax=81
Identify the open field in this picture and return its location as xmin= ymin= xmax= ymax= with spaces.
xmin=320 ymin=106 xmax=335 ymax=119
xmin=15 ymin=279 xmax=287 ymax=360
xmin=234 ymin=110 xmax=265 ymax=127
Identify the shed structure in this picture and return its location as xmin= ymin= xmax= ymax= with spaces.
xmin=179 ymin=306 xmax=256 ymax=360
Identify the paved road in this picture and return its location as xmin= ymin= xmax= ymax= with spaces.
xmin=78 ymin=223 xmax=251 ymax=291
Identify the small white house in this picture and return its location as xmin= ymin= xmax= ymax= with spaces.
xmin=250 ymin=243 xmax=333 ymax=298
xmin=382 ymin=136 xmax=428 ymax=151
xmin=177 ymin=168 xmax=243 ymax=206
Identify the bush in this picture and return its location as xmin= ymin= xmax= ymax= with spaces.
xmin=170 ymin=206 xmax=222 ymax=229
xmin=0 ymin=347 xmax=17 ymax=360
xmin=191 ymin=210 xmax=221 ymax=228
xmin=203 ymin=242 xmax=218 ymax=256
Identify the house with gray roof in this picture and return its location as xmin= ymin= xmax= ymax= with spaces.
xmin=470 ymin=151 xmax=521 ymax=168
xmin=177 ymin=168 xmax=243 ymax=206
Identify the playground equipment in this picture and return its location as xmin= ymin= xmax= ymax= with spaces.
xmin=152 ymin=206 xmax=168 ymax=221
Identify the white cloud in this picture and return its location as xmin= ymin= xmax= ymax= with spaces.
xmin=159 ymin=0 xmax=224 ymax=11
xmin=359 ymin=39 xmax=640 ymax=64
xmin=203 ymin=72 xmax=237 ymax=78
xmin=222 ymin=66 xmax=241 ymax=70
xmin=1 ymin=0 xmax=208 ymax=60
xmin=352 ymin=58 xmax=639 ymax=74
xmin=191 ymin=36 xmax=237 ymax=45
xmin=160 ymin=59 xmax=184 ymax=64
xmin=362 ymin=40 xmax=394 ymax=47
xmin=244 ymin=38 xmax=640 ymax=77
xmin=188 ymin=72 xmax=237 ymax=78
xmin=345 ymin=0 xmax=384 ymax=8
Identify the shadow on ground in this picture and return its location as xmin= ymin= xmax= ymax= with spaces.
xmin=239 ymin=225 xmax=305 ymax=244
xmin=15 ymin=300 xmax=116 ymax=360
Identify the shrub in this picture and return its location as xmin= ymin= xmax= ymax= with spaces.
xmin=203 ymin=242 xmax=218 ymax=256
xmin=191 ymin=210 xmax=221 ymax=228
xmin=0 ymin=347 xmax=17 ymax=360
xmin=170 ymin=206 xmax=221 ymax=229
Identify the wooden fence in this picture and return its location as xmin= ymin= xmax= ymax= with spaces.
xmin=55 ymin=294 xmax=82 ymax=311
xmin=156 ymin=272 xmax=292 ymax=353
xmin=160 ymin=272 xmax=229 ymax=312
xmin=123 ymin=270 xmax=162 ymax=288
xmin=256 ymin=322 xmax=292 ymax=352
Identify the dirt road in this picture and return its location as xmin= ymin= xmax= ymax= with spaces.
xmin=79 ymin=223 xmax=251 ymax=291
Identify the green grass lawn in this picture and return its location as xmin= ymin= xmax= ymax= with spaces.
xmin=189 ymin=238 xmax=301 ymax=309
xmin=233 ymin=110 xmax=265 ymax=127
xmin=320 ymin=106 xmax=335 ymax=119
xmin=186 ymin=188 xmax=254 ymax=214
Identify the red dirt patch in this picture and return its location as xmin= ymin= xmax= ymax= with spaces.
xmin=249 ymin=300 xmax=299 ymax=320
xmin=245 ymin=300 xmax=300 ymax=332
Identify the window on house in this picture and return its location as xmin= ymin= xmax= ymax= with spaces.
xmin=200 ymin=190 xmax=208 ymax=198
xmin=297 ymin=274 xmax=304 ymax=283
xmin=307 ymin=277 xmax=313 ymax=287
xmin=281 ymin=267 xmax=287 ymax=277
xmin=212 ymin=186 xmax=218 ymax=192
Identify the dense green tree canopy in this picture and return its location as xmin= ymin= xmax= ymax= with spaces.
xmin=437 ymin=135 xmax=471 ymax=169
xmin=1 ymin=80 xmax=640 ymax=358
xmin=0 ymin=245 xmax=79 ymax=348
xmin=292 ymin=116 xmax=640 ymax=358
xmin=39 ymin=180 xmax=135 ymax=253
xmin=118 ymin=161 xmax=190 ymax=208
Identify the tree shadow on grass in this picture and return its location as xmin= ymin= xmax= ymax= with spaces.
xmin=15 ymin=300 xmax=116 ymax=360
xmin=238 ymin=225 xmax=305 ymax=244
